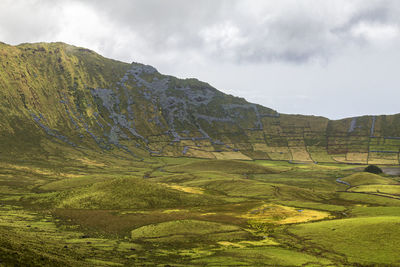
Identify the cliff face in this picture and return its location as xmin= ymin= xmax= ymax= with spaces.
xmin=0 ymin=42 xmax=399 ymax=164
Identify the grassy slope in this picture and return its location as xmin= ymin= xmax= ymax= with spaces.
xmin=0 ymin=42 xmax=399 ymax=164
xmin=0 ymin=42 xmax=130 ymax=157
xmin=349 ymin=184 xmax=400 ymax=195
xmin=289 ymin=217 xmax=400 ymax=265
xmin=32 ymin=176 xmax=221 ymax=210
xmin=342 ymin=172 xmax=397 ymax=186
xmin=130 ymin=219 xmax=250 ymax=244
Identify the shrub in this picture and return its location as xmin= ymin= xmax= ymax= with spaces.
xmin=364 ymin=165 xmax=383 ymax=174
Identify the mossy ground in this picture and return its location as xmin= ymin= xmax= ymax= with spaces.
xmin=1 ymin=153 xmax=400 ymax=266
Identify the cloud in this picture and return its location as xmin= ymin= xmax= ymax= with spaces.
xmin=332 ymin=1 xmax=400 ymax=45
xmin=0 ymin=0 xmax=63 ymax=44
xmin=1 ymin=0 xmax=399 ymax=64
xmin=74 ymin=0 xmax=400 ymax=64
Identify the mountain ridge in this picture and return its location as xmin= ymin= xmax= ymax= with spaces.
xmin=1 ymin=41 xmax=399 ymax=164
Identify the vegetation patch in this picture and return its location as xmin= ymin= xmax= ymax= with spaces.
xmin=289 ymin=216 xmax=400 ymax=265
xmin=2 ymin=155 xmax=400 ymax=266
xmin=159 ymin=183 xmax=204 ymax=194
xmin=58 ymin=177 xmax=220 ymax=209
xmin=192 ymin=246 xmax=333 ymax=266
xmin=242 ymin=204 xmax=331 ymax=225
xmin=364 ymin=164 xmax=383 ymax=174
xmin=165 ymin=159 xmax=278 ymax=174
xmin=131 ymin=219 xmax=250 ymax=243
xmin=341 ymin=172 xmax=396 ymax=186
xmin=348 ymin=184 xmax=400 ymax=195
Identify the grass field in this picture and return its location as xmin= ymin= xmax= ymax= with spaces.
xmin=1 ymin=155 xmax=400 ymax=266
xmin=288 ymin=217 xmax=400 ymax=265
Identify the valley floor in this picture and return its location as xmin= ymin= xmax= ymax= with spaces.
xmin=0 ymin=154 xmax=399 ymax=266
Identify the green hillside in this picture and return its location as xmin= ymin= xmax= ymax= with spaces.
xmin=289 ymin=217 xmax=400 ymax=265
xmin=0 ymin=42 xmax=399 ymax=164
xmin=341 ymin=172 xmax=396 ymax=186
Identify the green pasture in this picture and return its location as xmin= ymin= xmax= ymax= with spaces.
xmin=1 ymin=156 xmax=400 ymax=266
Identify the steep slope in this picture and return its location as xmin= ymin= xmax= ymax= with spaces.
xmin=0 ymin=42 xmax=399 ymax=164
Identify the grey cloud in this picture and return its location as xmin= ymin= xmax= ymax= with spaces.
xmin=0 ymin=0 xmax=63 ymax=44
xmin=332 ymin=1 xmax=400 ymax=43
xmin=230 ymin=11 xmax=338 ymax=63
xmin=2 ymin=0 xmax=400 ymax=64
xmin=79 ymin=0 xmax=224 ymax=49
xmin=74 ymin=0 xmax=400 ymax=64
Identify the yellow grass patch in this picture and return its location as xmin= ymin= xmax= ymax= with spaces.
xmin=201 ymin=212 xmax=217 ymax=216
xmin=239 ymin=238 xmax=279 ymax=246
xmin=186 ymin=149 xmax=215 ymax=158
xmin=212 ymin=151 xmax=252 ymax=160
xmin=86 ymin=106 xmax=94 ymax=117
xmin=369 ymin=158 xmax=399 ymax=165
xmin=159 ymin=183 xmax=204 ymax=194
xmin=218 ymin=237 xmax=279 ymax=248
xmin=58 ymin=173 xmax=84 ymax=178
xmin=346 ymin=152 xmax=368 ymax=163
xmin=332 ymin=156 xmax=346 ymax=163
xmin=263 ymin=147 xmax=291 ymax=160
xmin=0 ymin=163 xmax=54 ymax=176
xmin=264 ymin=147 xmax=290 ymax=153
xmin=253 ymin=143 xmax=269 ymax=152
xmin=289 ymin=147 xmax=313 ymax=162
xmin=218 ymin=241 xmax=245 ymax=248
xmin=307 ymin=148 xmax=335 ymax=162
xmin=179 ymin=140 xmax=197 ymax=146
xmin=242 ymin=204 xmax=331 ymax=225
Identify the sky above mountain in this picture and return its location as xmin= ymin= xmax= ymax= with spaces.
xmin=1 ymin=0 xmax=399 ymax=119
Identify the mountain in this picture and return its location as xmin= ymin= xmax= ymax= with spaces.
xmin=0 ymin=42 xmax=399 ymax=164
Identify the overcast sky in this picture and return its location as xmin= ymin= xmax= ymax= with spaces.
xmin=1 ymin=0 xmax=399 ymax=119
